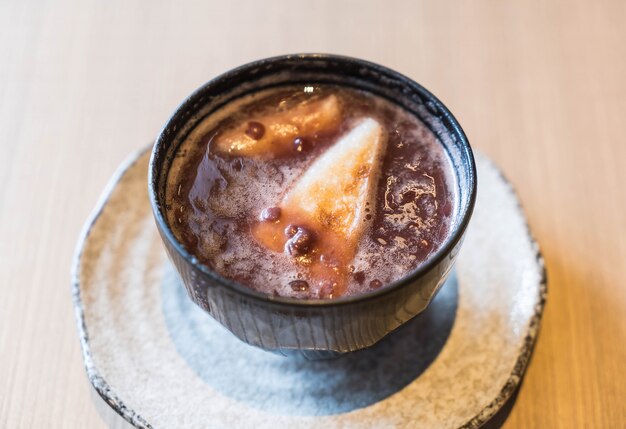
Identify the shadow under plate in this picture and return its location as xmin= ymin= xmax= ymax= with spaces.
xmin=162 ymin=268 xmax=459 ymax=416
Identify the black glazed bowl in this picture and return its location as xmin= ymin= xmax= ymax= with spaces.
xmin=149 ymin=54 xmax=476 ymax=359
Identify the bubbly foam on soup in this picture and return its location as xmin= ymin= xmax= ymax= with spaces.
xmin=166 ymin=85 xmax=457 ymax=299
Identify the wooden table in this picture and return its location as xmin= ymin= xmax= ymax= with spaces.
xmin=1 ymin=1 xmax=625 ymax=427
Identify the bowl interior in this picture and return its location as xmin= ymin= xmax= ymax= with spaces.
xmin=149 ymin=54 xmax=476 ymax=305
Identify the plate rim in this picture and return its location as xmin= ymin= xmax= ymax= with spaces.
xmin=71 ymin=146 xmax=547 ymax=429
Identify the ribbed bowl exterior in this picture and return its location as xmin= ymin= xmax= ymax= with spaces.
xmin=158 ymin=223 xmax=463 ymax=357
xmin=149 ymin=54 xmax=476 ymax=358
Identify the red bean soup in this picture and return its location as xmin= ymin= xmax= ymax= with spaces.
xmin=165 ymin=85 xmax=457 ymax=300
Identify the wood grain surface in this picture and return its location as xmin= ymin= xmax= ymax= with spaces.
xmin=1 ymin=0 xmax=624 ymax=427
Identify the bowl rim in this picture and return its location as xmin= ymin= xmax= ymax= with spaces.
xmin=149 ymin=53 xmax=477 ymax=308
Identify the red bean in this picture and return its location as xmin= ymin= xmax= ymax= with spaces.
xmin=289 ymin=280 xmax=310 ymax=292
xmin=285 ymin=226 xmax=314 ymax=256
xmin=245 ymin=121 xmax=265 ymax=140
xmin=369 ymin=279 xmax=383 ymax=289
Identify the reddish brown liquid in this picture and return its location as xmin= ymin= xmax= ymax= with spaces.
xmin=166 ymin=86 xmax=456 ymax=299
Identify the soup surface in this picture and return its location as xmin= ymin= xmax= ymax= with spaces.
xmin=166 ymin=85 xmax=456 ymax=299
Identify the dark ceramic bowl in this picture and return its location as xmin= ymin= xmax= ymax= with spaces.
xmin=149 ymin=54 xmax=476 ymax=359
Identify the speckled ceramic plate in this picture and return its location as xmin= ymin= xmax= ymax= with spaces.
xmin=73 ymin=147 xmax=546 ymax=429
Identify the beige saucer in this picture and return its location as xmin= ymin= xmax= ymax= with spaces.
xmin=73 ymin=147 xmax=546 ymax=429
